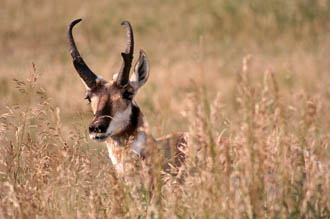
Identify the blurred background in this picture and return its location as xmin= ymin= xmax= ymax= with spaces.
xmin=1 ymin=0 xmax=330 ymax=136
xmin=1 ymin=1 xmax=330 ymax=218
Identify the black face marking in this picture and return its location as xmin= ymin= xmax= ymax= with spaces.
xmin=96 ymin=95 xmax=112 ymax=120
xmin=123 ymin=90 xmax=133 ymax=100
xmin=130 ymin=104 xmax=140 ymax=129
xmin=89 ymin=93 xmax=113 ymax=134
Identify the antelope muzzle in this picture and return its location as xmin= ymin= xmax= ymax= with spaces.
xmin=88 ymin=117 xmax=111 ymax=141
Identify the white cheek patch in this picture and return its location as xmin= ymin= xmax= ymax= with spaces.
xmin=106 ymin=105 xmax=132 ymax=136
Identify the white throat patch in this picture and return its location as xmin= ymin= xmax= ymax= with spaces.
xmin=131 ymin=132 xmax=146 ymax=155
xmin=105 ymin=105 xmax=132 ymax=136
xmin=106 ymin=143 xmax=124 ymax=173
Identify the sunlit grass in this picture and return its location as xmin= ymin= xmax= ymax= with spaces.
xmin=0 ymin=0 xmax=330 ymax=218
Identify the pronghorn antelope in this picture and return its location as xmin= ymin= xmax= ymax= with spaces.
xmin=67 ymin=19 xmax=186 ymax=176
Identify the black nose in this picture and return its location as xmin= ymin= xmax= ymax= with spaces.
xmin=89 ymin=124 xmax=96 ymax=133
xmin=97 ymin=124 xmax=107 ymax=133
xmin=89 ymin=123 xmax=107 ymax=133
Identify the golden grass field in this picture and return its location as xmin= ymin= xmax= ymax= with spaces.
xmin=0 ymin=0 xmax=330 ymax=218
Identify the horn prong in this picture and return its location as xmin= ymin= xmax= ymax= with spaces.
xmin=116 ymin=21 xmax=134 ymax=87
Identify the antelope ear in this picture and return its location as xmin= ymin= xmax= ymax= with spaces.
xmin=130 ymin=50 xmax=149 ymax=89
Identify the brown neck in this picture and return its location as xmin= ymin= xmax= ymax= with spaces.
xmin=104 ymin=104 xmax=147 ymax=173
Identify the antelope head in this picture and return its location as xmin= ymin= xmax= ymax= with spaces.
xmin=67 ymin=19 xmax=149 ymax=142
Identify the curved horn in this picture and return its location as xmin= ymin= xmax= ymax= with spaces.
xmin=116 ymin=20 xmax=134 ymax=87
xmin=68 ymin=19 xmax=97 ymax=89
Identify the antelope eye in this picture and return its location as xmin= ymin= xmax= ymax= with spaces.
xmin=123 ymin=91 xmax=133 ymax=100
xmin=84 ymin=94 xmax=91 ymax=103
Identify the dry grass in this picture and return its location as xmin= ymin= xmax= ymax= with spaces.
xmin=1 ymin=0 xmax=330 ymax=218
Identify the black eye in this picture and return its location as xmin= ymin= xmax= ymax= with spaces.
xmin=123 ymin=91 xmax=133 ymax=100
xmin=84 ymin=95 xmax=91 ymax=104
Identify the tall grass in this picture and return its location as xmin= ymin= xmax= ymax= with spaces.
xmin=1 ymin=0 xmax=330 ymax=218
xmin=0 ymin=59 xmax=329 ymax=218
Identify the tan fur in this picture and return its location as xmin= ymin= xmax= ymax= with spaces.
xmin=90 ymin=81 xmax=132 ymax=117
xmin=102 ymin=108 xmax=187 ymax=176
xmin=69 ymin=19 xmax=186 ymax=177
xmin=84 ymin=78 xmax=188 ymax=177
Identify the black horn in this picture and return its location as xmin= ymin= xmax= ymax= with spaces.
xmin=68 ymin=19 xmax=97 ymax=89
xmin=116 ymin=20 xmax=134 ymax=87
